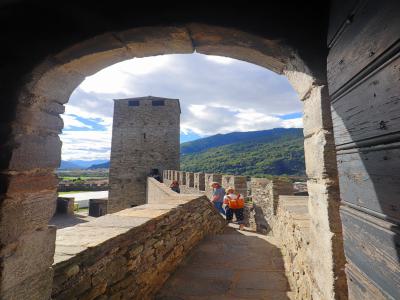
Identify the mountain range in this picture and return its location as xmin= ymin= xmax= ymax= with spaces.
xmin=180 ymin=128 xmax=305 ymax=176
xmin=61 ymin=128 xmax=305 ymax=176
xmin=59 ymin=159 xmax=109 ymax=170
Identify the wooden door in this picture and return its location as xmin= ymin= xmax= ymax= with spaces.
xmin=328 ymin=0 xmax=400 ymax=298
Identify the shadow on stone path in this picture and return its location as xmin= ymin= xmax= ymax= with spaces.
xmin=49 ymin=213 xmax=94 ymax=229
xmin=156 ymin=224 xmax=293 ymax=300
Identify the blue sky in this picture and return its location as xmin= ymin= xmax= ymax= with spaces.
xmin=61 ymin=53 xmax=302 ymax=161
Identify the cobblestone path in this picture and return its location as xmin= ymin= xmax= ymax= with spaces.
xmin=156 ymin=224 xmax=293 ymax=300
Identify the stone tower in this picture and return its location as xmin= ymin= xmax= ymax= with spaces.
xmin=108 ymin=96 xmax=180 ymax=213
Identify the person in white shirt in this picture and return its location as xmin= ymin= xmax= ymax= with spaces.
xmin=223 ymin=187 xmax=245 ymax=230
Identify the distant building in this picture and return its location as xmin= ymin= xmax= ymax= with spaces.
xmin=108 ymin=96 xmax=180 ymax=212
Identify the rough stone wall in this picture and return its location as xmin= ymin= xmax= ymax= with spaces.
xmin=301 ymin=85 xmax=347 ymax=300
xmin=186 ymin=172 xmax=194 ymax=187
xmin=58 ymin=182 xmax=109 ymax=192
xmin=194 ymin=173 xmax=205 ymax=191
xmin=274 ymin=196 xmax=314 ymax=300
xmin=250 ymin=178 xmax=294 ymax=228
xmin=178 ymin=171 xmax=186 ymax=185
xmin=0 ymin=14 xmax=344 ymax=298
xmin=108 ymin=97 xmax=180 ymax=213
xmin=52 ymin=181 xmax=225 ymax=299
xmin=164 ymin=171 xmax=252 ymax=200
xmin=249 ymin=179 xmax=334 ymax=300
xmin=246 ymin=178 xmax=318 ymax=299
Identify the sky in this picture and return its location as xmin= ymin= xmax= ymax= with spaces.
xmin=60 ymin=53 xmax=302 ymax=161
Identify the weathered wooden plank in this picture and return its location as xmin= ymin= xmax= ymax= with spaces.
xmin=331 ymin=55 xmax=400 ymax=147
xmin=337 ymin=144 xmax=400 ymax=220
xmin=340 ymin=206 xmax=400 ymax=300
xmin=346 ymin=261 xmax=390 ymax=300
xmin=327 ymin=0 xmax=400 ymax=94
xmin=327 ymin=0 xmax=360 ymax=47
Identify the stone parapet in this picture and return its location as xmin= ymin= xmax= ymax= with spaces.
xmin=178 ymin=171 xmax=186 ymax=185
xmin=186 ymin=172 xmax=194 ymax=187
xmin=52 ymin=179 xmax=226 ymax=299
xmin=250 ymin=178 xmax=294 ymax=230
xmin=273 ymin=195 xmax=317 ymax=300
xmin=194 ymin=173 xmax=205 ymax=191
xmin=248 ymin=179 xmax=340 ymax=299
xmin=163 ymin=170 xmax=254 ymax=200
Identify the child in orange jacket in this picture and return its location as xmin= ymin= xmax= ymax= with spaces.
xmin=223 ymin=187 xmax=245 ymax=230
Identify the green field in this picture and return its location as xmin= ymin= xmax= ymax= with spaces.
xmin=60 ymin=176 xmax=108 ymax=181
xmin=58 ymin=191 xmax=92 ymax=195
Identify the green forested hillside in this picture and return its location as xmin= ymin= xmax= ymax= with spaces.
xmin=180 ymin=128 xmax=305 ymax=177
xmin=85 ymin=128 xmax=305 ymax=177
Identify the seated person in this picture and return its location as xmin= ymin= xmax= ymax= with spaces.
xmin=170 ymin=180 xmax=180 ymax=193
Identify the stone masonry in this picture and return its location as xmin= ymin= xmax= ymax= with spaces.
xmin=164 ymin=169 xmax=317 ymax=299
xmin=274 ymin=195 xmax=313 ymax=300
xmin=52 ymin=178 xmax=226 ymax=299
xmin=108 ymin=96 xmax=180 ymax=213
xmin=250 ymin=178 xmax=294 ymax=225
xmin=164 ymin=171 xmax=249 ymax=199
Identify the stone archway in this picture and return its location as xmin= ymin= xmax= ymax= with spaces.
xmin=1 ymin=23 xmax=345 ymax=299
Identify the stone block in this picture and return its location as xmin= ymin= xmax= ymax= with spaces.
xmin=302 ymin=85 xmax=333 ymax=137
xmin=283 ymin=67 xmax=315 ymax=100
xmin=194 ymin=173 xmax=205 ymax=191
xmin=89 ymin=198 xmax=108 ymax=217
xmin=162 ymin=170 xmax=168 ymax=180
xmin=307 ymin=179 xmax=344 ymax=300
xmin=117 ymin=26 xmax=193 ymax=58
xmin=0 ymin=190 xmax=57 ymax=244
xmin=56 ymin=197 xmax=75 ymax=215
xmin=186 ymin=172 xmax=194 ymax=187
xmin=9 ymin=133 xmax=61 ymax=171
xmin=15 ymin=105 xmax=64 ymax=134
xmin=304 ymin=131 xmax=338 ymax=180
xmin=55 ymin=32 xmax=132 ymax=76
xmin=179 ymin=171 xmax=186 ymax=185
xmin=2 ymin=268 xmax=54 ymax=300
xmin=26 ymin=60 xmax=85 ymax=103
xmin=5 ymin=171 xmax=58 ymax=194
xmin=188 ymin=23 xmax=286 ymax=74
xmin=307 ymin=179 xmax=341 ymax=234
xmin=1 ymin=227 xmax=56 ymax=291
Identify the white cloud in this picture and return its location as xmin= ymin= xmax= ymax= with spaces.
xmin=61 ymin=53 xmax=303 ymax=160
xmin=281 ymin=117 xmax=303 ymax=128
xmin=181 ymin=105 xmax=302 ymax=137
xmin=60 ymin=130 xmax=112 ymax=160
xmin=79 ymin=55 xmax=173 ymax=94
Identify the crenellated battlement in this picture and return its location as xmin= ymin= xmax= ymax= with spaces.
xmin=163 ymin=170 xmax=250 ymax=200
